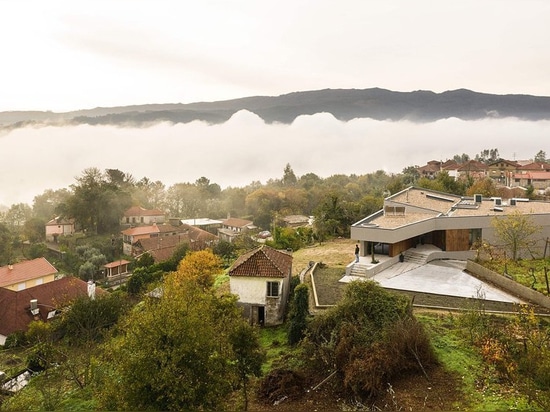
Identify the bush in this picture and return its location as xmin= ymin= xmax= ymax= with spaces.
xmin=303 ymin=281 xmax=435 ymax=398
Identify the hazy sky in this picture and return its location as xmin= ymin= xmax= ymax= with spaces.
xmin=2 ymin=0 xmax=550 ymax=112
xmin=1 ymin=1 xmax=549 ymax=207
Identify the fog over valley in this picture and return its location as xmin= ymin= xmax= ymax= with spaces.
xmin=1 ymin=111 xmax=548 ymax=207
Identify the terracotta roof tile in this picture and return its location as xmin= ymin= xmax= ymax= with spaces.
xmin=0 ymin=277 xmax=106 ymax=338
xmin=229 ymin=246 xmax=292 ymax=278
xmin=0 ymin=258 xmax=58 ymax=288
xmin=123 ymin=206 xmax=165 ymax=217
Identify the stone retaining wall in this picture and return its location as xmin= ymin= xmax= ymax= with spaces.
xmin=466 ymin=260 xmax=550 ymax=310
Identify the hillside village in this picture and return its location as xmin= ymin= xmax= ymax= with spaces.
xmin=1 ymin=150 xmax=550 ymax=410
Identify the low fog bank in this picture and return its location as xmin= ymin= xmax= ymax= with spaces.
xmin=1 ymin=110 xmax=548 ymax=206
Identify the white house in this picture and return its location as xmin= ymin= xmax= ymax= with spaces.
xmin=228 ymin=245 xmax=292 ymax=326
xmin=45 ymin=217 xmax=75 ymax=242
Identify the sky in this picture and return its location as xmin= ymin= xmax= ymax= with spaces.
xmin=1 ymin=0 xmax=550 ymax=206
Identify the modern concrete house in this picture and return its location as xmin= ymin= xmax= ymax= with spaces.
xmin=351 ymin=186 xmax=550 ymax=264
xmin=228 ymin=245 xmax=292 ymax=326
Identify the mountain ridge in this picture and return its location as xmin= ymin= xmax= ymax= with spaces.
xmin=2 ymin=88 xmax=550 ymax=130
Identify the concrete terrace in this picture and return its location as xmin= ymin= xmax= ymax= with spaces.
xmin=340 ymin=245 xmax=526 ymax=306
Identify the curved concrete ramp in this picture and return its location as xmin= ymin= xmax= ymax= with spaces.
xmin=342 ymin=259 xmax=525 ymax=304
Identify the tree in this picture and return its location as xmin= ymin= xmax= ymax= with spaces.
xmin=453 ymin=153 xmax=470 ymax=164
xmin=165 ymin=182 xmax=203 ymax=218
xmin=56 ymin=294 xmax=127 ymax=344
xmin=32 ymin=188 xmax=72 ymax=222
xmin=2 ymin=203 xmax=32 ymax=229
xmin=212 ymin=240 xmax=237 ymax=266
xmin=466 ymin=177 xmax=498 ymax=197
xmin=288 ymin=283 xmax=310 ymax=345
xmin=401 ymin=165 xmax=420 ymax=186
xmin=23 ymin=217 xmax=46 ymax=243
xmin=65 ymin=168 xmax=132 ymax=234
xmin=282 ymin=163 xmax=297 ymax=186
xmin=313 ymin=193 xmax=351 ymax=237
xmin=492 ymin=210 xmax=541 ymax=260
xmin=534 ymin=150 xmax=547 ymax=163
xmin=229 ymin=323 xmax=265 ymax=410
xmin=173 ymin=249 xmax=222 ymax=290
xmin=0 ymin=222 xmax=14 ymax=265
xmin=94 ymin=274 xmax=262 ymax=411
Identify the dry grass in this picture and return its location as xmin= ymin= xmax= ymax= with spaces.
xmin=291 ymin=238 xmax=356 ymax=276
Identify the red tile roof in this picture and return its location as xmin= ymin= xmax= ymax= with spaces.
xmin=121 ymin=225 xmax=160 ymax=236
xmin=104 ymin=260 xmax=131 ymax=269
xmin=456 ymin=160 xmax=488 ymax=172
xmin=0 ymin=258 xmax=58 ymax=288
xmin=0 ymin=277 xmax=106 ymax=338
xmin=134 ymin=224 xmax=218 ymax=263
xmin=229 ymin=246 xmax=292 ymax=278
xmin=519 ymin=162 xmax=550 ymax=171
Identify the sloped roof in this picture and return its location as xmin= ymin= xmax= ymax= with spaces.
xmin=229 ymin=246 xmax=292 ymax=278
xmin=222 ymin=217 xmax=254 ymax=228
xmin=487 ymin=158 xmax=521 ymax=168
xmin=519 ymin=162 xmax=550 ymax=171
xmin=45 ymin=216 xmax=74 ymax=226
xmin=0 ymin=258 xmax=58 ymax=288
xmin=135 ymin=224 xmax=219 ymax=262
xmin=136 ymin=233 xmax=190 ymax=251
xmin=121 ymin=225 xmax=160 ymax=236
xmin=441 ymin=159 xmax=459 ymax=169
xmin=282 ymin=215 xmax=310 ymax=224
xmin=123 ymin=206 xmax=165 ymax=217
xmin=456 ymin=160 xmax=488 ymax=172
xmin=104 ymin=260 xmax=131 ymax=269
xmin=0 ymin=277 xmax=106 ymax=338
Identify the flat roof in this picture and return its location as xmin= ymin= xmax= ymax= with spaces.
xmin=355 ymin=187 xmax=550 ymax=229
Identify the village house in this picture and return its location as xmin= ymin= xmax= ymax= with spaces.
xmin=486 ymin=159 xmax=521 ymax=186
xmin=0 ymin=258 xmax=59 ymax=291
xmin=455 ymin=160 xmax=488 ymax=181
xmin=281 ymin=214 xmax=312 ymax=228
xmin=228 ymin=245 xmax=292 ymax=326
xmin=121 ymin=223 xmax=188 ymax=256
xmin=45 ymin=217 xmax=75 ymax=242
xmin=121 ymin=206 xmax=165 ymax=226
xmin=0 ymin=276 xmax=105 ymax=345
xmin=218 ymin=217 xmax=255 ymax=243
xmin=133 ymin=224 xmax=218 ymax=262
xmin=351 ymin=186 xmax=550 ymax=263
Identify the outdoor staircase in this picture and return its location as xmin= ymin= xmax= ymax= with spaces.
xmin=403 ymin=249 xmax=430 ymax=265
xmin=349 ymin=263 xmax=369 ymax=277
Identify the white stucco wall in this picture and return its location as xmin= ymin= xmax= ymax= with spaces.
xmin=230 ymin=276 xmax=284 ymax=304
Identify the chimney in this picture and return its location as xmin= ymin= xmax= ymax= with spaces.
xmin=8 ymin=264 xmax=13 ymax=270
xmin=30 ymin=299 xmax=40 ymax=316
xmin=87 ymin=281 xmax=96 ymax=300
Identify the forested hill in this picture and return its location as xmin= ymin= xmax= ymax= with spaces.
xmin=2 ymin=88 xmax=550 ymax=129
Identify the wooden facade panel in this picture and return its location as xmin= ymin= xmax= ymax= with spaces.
xmin=445 ymin=229 xmax=470 ymax=251
xmin=388 ymin=238 xmax=414 ymax=257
